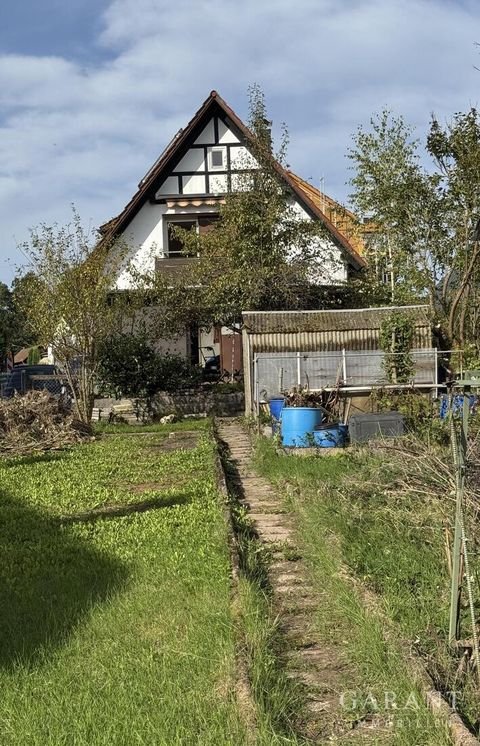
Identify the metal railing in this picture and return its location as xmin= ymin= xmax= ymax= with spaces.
xmin=253 ymin=348 xmax=456 ymax=405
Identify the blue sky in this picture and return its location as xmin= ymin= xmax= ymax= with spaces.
xmin=1 ymin=0 xmax=480 ymax=284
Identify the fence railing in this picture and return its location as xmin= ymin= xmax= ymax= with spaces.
xmin=253 ymin=348 xmax=455 ymax=405
xmin=0 ymin=373 xmax=72 ymax=398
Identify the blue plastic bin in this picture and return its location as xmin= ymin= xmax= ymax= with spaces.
xmin=281 ymin=407 xmax=324 ymax=447
xmin=268 ymin=397 xmax=285 ymax=421
xmin=313 ymin=423 xmax=348 ymax=448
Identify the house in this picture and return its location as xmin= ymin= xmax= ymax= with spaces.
xmin=100 ymin=90 xmax=366 ymax=371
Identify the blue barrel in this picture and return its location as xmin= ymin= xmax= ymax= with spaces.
xmin=281 ymin=407 xmax=323 ymax=447
xmin=439 ymin=394 xmax=477 ymax=419
xmin=269 ymin=397 xmax=285 ymax=421
xmin=313 ymin=424 xmax=348 ymax=448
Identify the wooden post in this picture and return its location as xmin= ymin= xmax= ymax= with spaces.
xmin=342 ymin=348 xmax=347 ymax=385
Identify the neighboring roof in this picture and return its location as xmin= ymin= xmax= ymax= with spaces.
xmin=287 ymin=172 xmax=374 ymax=257
xmin=242 ymin=306 xmax=431 ymax=334
xmin=100 ymin=91 xmax=366 ymax=269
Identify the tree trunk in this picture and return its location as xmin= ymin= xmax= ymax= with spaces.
xmin=448 ymin=242 xmax=480 ymax=344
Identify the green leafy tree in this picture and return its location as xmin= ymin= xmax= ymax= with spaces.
xmin=427 ymin=109 xmax=480 ymax=348
xmin=0 ymin=279 xmax=36 ymax=366
xmin=379 ymin=311 xmax=415 ymax=383
xmin=152 ymin=85 xmax=339 ymax=338
xmin=349 ymin=110 xmax=445 ymax=308
xmin=349 ymin=108 xmax=480 ymax=352
xmin=16 ymin=212 xmax=147 ymax=424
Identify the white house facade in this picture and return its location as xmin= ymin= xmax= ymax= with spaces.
xmin=100 ymin=91 xmax=366 ymax=368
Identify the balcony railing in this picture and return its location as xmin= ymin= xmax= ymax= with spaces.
xmin=154 ymin=255 xmax=199 ymax=279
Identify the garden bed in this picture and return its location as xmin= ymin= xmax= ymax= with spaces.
xmin=0 ymin=422 xmax=249 ymax=744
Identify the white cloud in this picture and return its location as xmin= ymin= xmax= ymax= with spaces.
xmin=1 ymin=0 xmax=480 ymax=283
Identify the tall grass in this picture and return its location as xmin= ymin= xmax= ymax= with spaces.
xmin=254 ymin=439 xmax=453 ymax=744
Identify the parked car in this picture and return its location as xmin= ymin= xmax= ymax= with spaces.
xmin=202 ymin=353 xmax=221 ymax=382
xmin=0 ymin=365 xmax=63 ymax=398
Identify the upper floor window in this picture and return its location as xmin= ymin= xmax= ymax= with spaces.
xmin=166 ymin=215 xmax=220 ymax=257
xmin=167 ymin=220 xmax=197 ymax=257
xmin=209 ymin=147 xmax=226 ymax=171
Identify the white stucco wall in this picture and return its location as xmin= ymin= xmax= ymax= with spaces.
xmin=114 ymin=201 xmax=219 ymax=289
xmin=173 ymin=149 xmax=206 ymax=173
xmin=194 ymin=120 xmax=215 ymax=144
xmin=288 ymin=198 xmax=347 ymax=285
xmin=218 ymin=119 xmax=240 ymax=144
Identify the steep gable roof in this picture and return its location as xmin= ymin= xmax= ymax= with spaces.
xmin=100 ymin=90 xmax=366 ymax=269
xmin=287 ymin=172 xmax=374 ymax=257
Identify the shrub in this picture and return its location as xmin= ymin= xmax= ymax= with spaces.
xmin=379 ymin=312 xmax=415 ymax=383
xmin=97 ymin=335 xmax=202 ymax=399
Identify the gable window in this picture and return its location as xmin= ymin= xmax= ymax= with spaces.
xmin=167 ymin=220 xmax=197 ymax=257
xmin=209 ymin=147 xmax=226 ymax=171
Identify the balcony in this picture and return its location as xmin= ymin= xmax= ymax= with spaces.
xmin=154 ymin=255 xmax=199 ymax=280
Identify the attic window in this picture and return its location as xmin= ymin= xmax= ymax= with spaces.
xmin=209 ymin=147 xmax=225 ymax=170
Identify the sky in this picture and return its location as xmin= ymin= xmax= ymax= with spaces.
xmin=1 ymin=0 xmax=480 ymax=284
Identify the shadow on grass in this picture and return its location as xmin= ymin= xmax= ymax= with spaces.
xmin=1 ymin=451 xmax=70 ymax=468
xmin=0 ymin=489 xmax=129 ymax=670
xmin=59 ymin=493 xmax=190 ymax=524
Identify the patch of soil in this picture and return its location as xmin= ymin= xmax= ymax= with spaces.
xmin=145 ymin=431 xmax=201 ymax=452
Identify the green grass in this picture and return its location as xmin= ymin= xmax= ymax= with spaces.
xmin=0 ymin=426 xmax=249 ymax=745
xmin=94 ymin=418 xmax=208 ymax=434
xmin=254 ymin=439 xmax=453 ymax=745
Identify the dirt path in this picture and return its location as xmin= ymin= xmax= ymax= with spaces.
xmin=217 ymin=418 xmax=382 ymax=744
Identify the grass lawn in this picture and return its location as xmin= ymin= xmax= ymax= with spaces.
xmin=0 ymin=423 xmax=251 ymax=745
xmin=255 ymin=438 xmax=455 ymax=745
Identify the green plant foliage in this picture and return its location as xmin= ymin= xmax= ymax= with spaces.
xmin=0 ymin=279 xmax=36 ymax=366
xmin=0 ymin=425 xmax=253 ymax=744
xmin=15 ymin=210 xmax=150 ymax=424
xmin=349 ymin=107 xmax=480 ymax=352
xmin=97 ymin=334 xmax=202 ymax=399
xmin=379 ymin=311 xmax=415 ymax=383
xmin=26 ymin=345 xmax=41 ymax=365
xmin=254 ymin=437 xmax=452 ymax=743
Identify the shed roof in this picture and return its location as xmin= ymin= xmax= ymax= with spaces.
xmin=242 ymin=306 xmax=431 ymax=334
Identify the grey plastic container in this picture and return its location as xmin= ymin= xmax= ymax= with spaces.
xmin=349 ymin=411 xmax=405 ymax=443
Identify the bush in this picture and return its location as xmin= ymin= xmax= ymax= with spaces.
xmin=370 ymin=388 xmax=449 ymax=443
xmin=97 ymin=335 xmax=202 ymax=399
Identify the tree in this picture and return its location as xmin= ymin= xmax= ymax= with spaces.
xmin=16 ymin=212 xmax=146 ymax=424
xmin=349 ymin=108 xmax=480 ymax=352
xmin=0 ymin=279 xmax=35 ymax=367
xmin=151 ymin=85 xmax=339 ymax=338
xmin=427 ymin=109 xmax=480 ymax=349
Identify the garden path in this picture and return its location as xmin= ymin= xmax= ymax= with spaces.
xmin=217 ymin=418 xmax=382 ymax=743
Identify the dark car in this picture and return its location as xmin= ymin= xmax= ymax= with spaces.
xmin=202 ymin=354 xmax=221 ymax=382
xmin=0 ymin=365 xmax=62 ymax=398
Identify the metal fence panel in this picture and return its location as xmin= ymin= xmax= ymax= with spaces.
xmin=254 ymin=348 xmax=438 ymax=402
